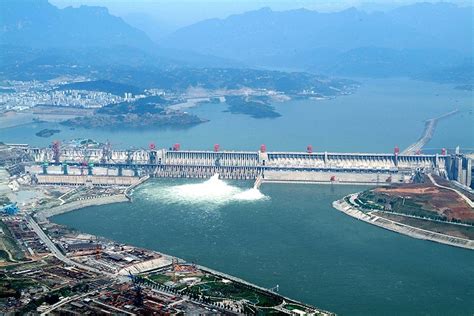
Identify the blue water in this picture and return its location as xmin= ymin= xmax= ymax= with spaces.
xmin=52 ymin=179 xmax=474 ymax=315
xmin=1 ymin=78 xmax=472 ymax=152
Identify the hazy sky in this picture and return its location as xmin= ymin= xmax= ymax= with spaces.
xmin=49 ymin=0 xmax=471 ymax=28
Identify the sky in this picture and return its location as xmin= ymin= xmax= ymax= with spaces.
xmin=49 ymin=0 xmax=471 ymax=29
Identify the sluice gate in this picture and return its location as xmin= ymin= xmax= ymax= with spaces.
xmin=154 ymin=165 xmax=261 ymax=180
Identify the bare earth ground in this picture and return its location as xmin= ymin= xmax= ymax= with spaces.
xmin=374 ymin=183 xmax=474 ymax=223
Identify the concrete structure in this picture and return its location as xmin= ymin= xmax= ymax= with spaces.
xmin=401 ymin=109 xmax=458 ymax=155
xmin=445 ymin=154 xmax=473 ymax=188
xmin=34 ymin=174 xmax=140 ymax=186
xmin=21 ymin=145 xmax=468 ymax=186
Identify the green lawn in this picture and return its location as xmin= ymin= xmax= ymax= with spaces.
xmin=148 ymin=273 xmax=173 ymax=284
xmin=189 ymin=281 xmax=282 ymax=307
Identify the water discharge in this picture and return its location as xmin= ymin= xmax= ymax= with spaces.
xmin=144 ymin=174 xmax=268 ymax=210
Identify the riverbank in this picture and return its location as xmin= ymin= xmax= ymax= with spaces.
xmin=34 ymin=175 xmax=151 ymax=222
xmin=332 ymin=194 xmax=474 ymax=250
xmin=196 ymin=264 xmax=334 ymax=316
xmin=32 ymin=181 xmax=332 ymax=315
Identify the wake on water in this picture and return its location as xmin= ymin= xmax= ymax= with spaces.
xmin=144 ymin=174 xmax=268 ymax=210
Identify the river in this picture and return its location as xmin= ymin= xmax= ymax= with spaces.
xmin=52 ymin=179 xmax=474 ymax=315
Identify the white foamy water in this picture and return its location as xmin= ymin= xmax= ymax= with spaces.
xmin=144 ymin=174 xmax=268 ymax=210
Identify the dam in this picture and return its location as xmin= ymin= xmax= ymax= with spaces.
xmin=15 ymin=142 xmax=470 ymax=187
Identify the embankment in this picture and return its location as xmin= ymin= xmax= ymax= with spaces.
xmin=37 ymin=176 xmax=151 ymax=221
xmin=125 ymin=175 xmax=150 ymax=200
xmin=332 ymin=194 xmax=474 ymax=250
xmin=37 ymin=194 xmax=129 ymax=220
xmin=402 ymin=109 xmax=458 ymax=155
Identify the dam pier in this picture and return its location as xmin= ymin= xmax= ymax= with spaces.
xmin=8 ymin=142 xmax=471 ymax=188
xmin=402 ymin=110 xmax=459 ymax=155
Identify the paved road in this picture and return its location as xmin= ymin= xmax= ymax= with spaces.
xmin=427 ymin=174 xmax=474 ymax=208
xmin=26 ymin=215 xmax=113 ymax=276
xmin=40 ymin=291 xmax=92 ymax=315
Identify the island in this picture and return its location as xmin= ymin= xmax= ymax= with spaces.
xmin=224 ymin=95 xmax=281 ymax=118
xmin=35 ymin=129 xmax=61 ymax=138
xmin=61 ymin=96 xmax=208 ymax=129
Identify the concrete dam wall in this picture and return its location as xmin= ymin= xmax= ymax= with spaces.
xmin=23 ymin=146 xmax=459 ymax=186
xmin=263 ymin=170 xmax=409 ymax=185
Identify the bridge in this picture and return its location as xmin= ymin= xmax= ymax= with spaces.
xmin=22 ymin=144 xmax=470 ymax=187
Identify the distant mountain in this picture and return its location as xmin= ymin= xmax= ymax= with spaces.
xmin=0 ymin=0 xmax=154 ymax=49
xmin=416 ymin=59 xmax=474 ymax=84
xmin=163 ymin=3 xmax=473 ymax=81
xmin=122 ymin=13 xmax=175 ymax=41
xmin=308 ymin=47 xmax=468 ymax=78
xmin=0 ymin=0 xmax=243 ymax=75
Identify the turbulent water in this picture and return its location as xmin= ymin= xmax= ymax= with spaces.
xmin=144 ymin=174 xmax=268 ymax=211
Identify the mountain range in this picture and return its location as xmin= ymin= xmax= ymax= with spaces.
xmin=0 ymin=0 xmax=237 ymax=72
xmin=0 ymin=1 xmax=472 ymax=83
xmin=0 ymin=0 xmax=153 ymax=49
xmin=162 ymin=3 xmax=473 ymax=80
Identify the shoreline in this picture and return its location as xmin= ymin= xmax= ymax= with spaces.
xmin=37 ymin=175 xmax=150 ymax=221
xmin=36 ymin=194 xmax=129 ymax=221
xmin=33 ymin=183 xmax=334 ymax=315
xmin=332 ymin=194 xmax=474 ymax=250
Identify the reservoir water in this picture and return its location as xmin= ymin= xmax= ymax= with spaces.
xmin=1 ymin=78 xmax=472 ymax=152
xmin=52 ymin=178 xmax=474 ymax=315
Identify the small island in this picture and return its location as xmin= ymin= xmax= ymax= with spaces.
xmin=224 ymin=95 xmax=281 ymax=119
xmin=61 ymin=96 xmax=207 ymax=129
xmin=62 ymin=113 xmax=207 ymax=129
xmin=35 ymin=128 xmax=61 ymax=138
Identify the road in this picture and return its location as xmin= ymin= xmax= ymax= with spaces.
xmin=427 ymin=174 xmax=474 ymax=208
xmin=39 ymin=291 xmax=93 ymax=316
xmin=26 ymin=215 xmax=113 ymax=276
